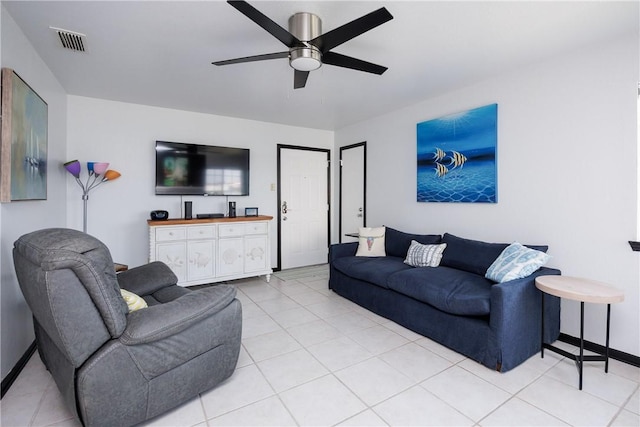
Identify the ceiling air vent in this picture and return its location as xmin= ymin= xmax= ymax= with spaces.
xmin=51 ymin=27 xmax=87 ymax=52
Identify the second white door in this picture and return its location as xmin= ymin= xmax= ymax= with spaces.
xmin=340 ymin=143 xmax=366 ymax=243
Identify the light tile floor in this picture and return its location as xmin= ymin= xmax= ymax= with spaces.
xmin=2 ymin=265 xmax=639 ymax=427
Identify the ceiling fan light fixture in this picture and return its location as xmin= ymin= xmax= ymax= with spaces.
xmin=214 ymin=2 xmax=393 ymax=89
xmin=290 ymin=47 xmax=322 ymax=71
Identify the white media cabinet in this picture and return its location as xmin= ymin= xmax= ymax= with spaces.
xmin=148 ymin=216 xmax=273 ymax=287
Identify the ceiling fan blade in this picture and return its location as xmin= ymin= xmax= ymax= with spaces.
xmin=309 ymin=7 xmax=393 ymax=53
xmin=322 ymin=51 xmax=388 ymax=75
xmin=294 ymin=70 xmax=309 ymax=89
xmin=212 ymin=51 xmax=289 ymax=66
xmin=227 ymin=1 xmax=303 ymax=48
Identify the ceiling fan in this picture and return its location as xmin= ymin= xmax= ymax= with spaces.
xmin=212 ymin=0 xmax=394 ymax=89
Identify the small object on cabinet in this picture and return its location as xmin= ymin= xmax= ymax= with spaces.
xmin=184 ymin=201 xmax=192 ymax=219
xmin=150 ymin=210 xmax=169 ymax=221
xmin=245 ymin=207 xmax=258 ymax=216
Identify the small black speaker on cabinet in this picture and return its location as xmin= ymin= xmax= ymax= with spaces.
xmin=228 ymin=201 xmax=236 ymax=218
xmin=150 ymin=210 xmax=169 ymax=221
xmin=184 ymin=201 xmax=192 ymax=220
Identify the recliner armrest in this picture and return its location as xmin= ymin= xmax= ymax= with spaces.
xmin=117 ymin=261 xmax=178 ymax=296
xmin=120 ymin=285 xmax=237 ymax=344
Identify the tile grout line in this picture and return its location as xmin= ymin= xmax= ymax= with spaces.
xmin=29 ymin=378 xmax=53 ymax=427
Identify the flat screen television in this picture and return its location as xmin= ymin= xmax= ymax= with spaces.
xmin=155 ymin=141 xmax=250 ymax=196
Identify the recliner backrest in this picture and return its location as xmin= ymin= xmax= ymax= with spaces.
xmin=13 ymin=228 xmax=128 ymax=367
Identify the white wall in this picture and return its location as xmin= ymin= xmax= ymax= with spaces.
xmin=335 ymin=35 xmax=640 ymax=357
xmin=1 ymin=6 xmax=68 ymax=379
xmin=66 ymin=97 xmax=334 ymax=269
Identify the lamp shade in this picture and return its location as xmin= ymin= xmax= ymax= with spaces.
xmin=63 ymin=160 xmax=81 ymax=178
xmin=103 ymin=170 xmax=121 ymax=181
xmin=63 ymin=159 xmax=121 ymax=234
xmin=92 ymin=162 xmax=109 ymax=175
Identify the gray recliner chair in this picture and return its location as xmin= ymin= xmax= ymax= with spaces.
xmin=13 ymin=228 xmax=242 ymax=427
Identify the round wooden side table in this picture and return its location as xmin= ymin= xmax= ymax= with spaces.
xmin=535 ymin=275 xmax=624 ymax=390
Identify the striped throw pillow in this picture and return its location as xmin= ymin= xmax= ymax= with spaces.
xmin=404 ymin=241 xmax=447 ymax=267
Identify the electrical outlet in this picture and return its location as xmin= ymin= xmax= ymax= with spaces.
xmin=270 ymin=183 xmax=276 ymax=191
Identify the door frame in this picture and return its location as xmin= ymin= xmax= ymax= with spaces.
xmin=339 ymin=142 xmax=367 ymax=243
xmin=276 ymin=144 xmax=331 ymax=271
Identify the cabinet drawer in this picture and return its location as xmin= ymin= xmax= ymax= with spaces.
xmin=187 ymin=225 xmax=216 ymax=240
xmin=245 ymin=222 xmax=268 ymax=235
xmin=155 ymin=227 xmax=186 ymax=242
xmin=218 ymin=224 xmax=245 ymax=238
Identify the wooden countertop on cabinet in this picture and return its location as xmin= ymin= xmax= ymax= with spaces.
xmin=148 ymin=215 xmax=273 ymax=226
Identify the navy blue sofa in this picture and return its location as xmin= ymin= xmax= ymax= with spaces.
xmin=329 ymin=228 xmax=561 ymax=372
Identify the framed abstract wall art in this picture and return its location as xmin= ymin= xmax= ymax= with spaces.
xmin=417 ymin=103 xmax=497 ymax=203
xmin=1 ymin=68 xmax=48 ymax=202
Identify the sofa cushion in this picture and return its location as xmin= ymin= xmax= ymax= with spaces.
xmin=440 ymin=233 xmax=549 ymax=276
xmin=387 ymin=266 xmax=493 ymax=316
xmin=440 ymin=233 xmax=508 ymax=275
xmin=356 ymin=227 xmax=386 ymax=257
xmin=385 ymin=227 xmax=441 ymax=258
xmin=332 ymin=256 xmax=411 ymax=289
xmin=485 ymin=242 xmax=550 ymax=283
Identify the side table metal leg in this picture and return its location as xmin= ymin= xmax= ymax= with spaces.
xmin=579 ymin=301 xmax=584 ymax=390
xmin=605 ymin=303 xmax=611 ymax=373
xmin=540 ymin=292 xmax=545 ymax=358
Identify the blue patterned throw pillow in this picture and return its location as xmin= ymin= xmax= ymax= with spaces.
xmin=485 ymin=242 xmax=550 ymax=283
xmin=404 ymin=241 xmax=447 ymax=267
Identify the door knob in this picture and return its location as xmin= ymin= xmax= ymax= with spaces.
xmin=282 ymin=201 xmax=288 ymax=214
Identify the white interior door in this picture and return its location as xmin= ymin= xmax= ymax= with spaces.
xmin=279 ymin=147 xmax=329 ymax=269
xmin=340 ymin=143 xmax=366 ymax=243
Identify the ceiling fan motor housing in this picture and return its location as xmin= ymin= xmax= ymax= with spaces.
xmin=288 ymin=12 xmax=322 ymax=71
xmin=214 ymin=1 xmax=393 ymax=88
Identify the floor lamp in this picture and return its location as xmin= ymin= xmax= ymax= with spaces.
xmin=63 ymin=160 xmax=121 ymax=233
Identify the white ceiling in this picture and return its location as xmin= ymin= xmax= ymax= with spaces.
xmin=3 ymin=1 xmax=638 ymax=130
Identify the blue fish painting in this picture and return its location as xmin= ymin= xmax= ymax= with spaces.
xmin=417 ymin=104 xmax=497 ymax=203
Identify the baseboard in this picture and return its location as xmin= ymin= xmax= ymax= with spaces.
xmin=1 ymin=340 xmax=37 ymax=398
xmin=558 ymin=333 xmax=640 ymax=368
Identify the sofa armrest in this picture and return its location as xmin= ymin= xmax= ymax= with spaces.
xmin=116 ymin=261 xmax=178 ymax=296
xmin=489 ymin=267 xmax=561 ymax=371
xmin=329 ymin=242 xmax=358 ymax=263
xmin=120 ymin=285 xmax=236 ymax=344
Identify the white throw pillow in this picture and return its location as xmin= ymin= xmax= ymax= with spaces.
xmin=356 ymin=226 xmax=386 ymax=257
xmin=485 ymin=242 xmax=550 ymax=283
xmin=120 ymin=289 xmax=148 ymax=312
xmin=404 ymin=241 xmax=447 ymax=267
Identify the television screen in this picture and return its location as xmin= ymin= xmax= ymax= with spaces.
xmin=155 ymin=141 xmax=250 ymax=196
